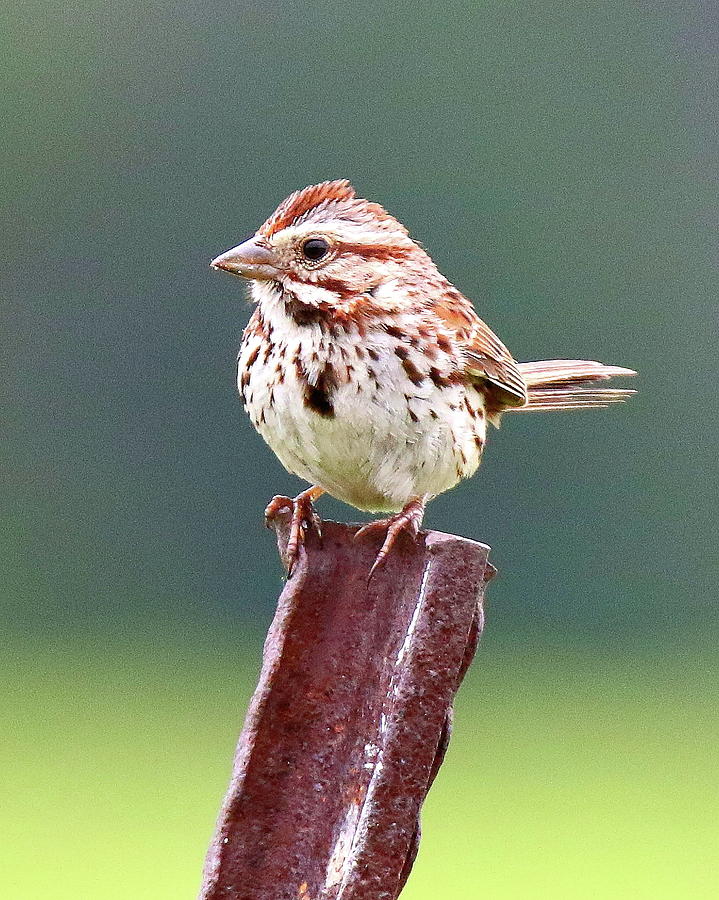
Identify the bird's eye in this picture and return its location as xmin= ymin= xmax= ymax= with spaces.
xmin=301 ymin=238 xmax=330 ymax=262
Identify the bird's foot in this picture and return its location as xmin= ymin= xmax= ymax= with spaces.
xmin=265 ymin=486 xmax=324 ymax=576
xmin=355 ymin=496 xmax=427 ymax=581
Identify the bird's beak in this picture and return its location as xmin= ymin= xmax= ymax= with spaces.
xmin=210 ymin=238 xmax=279 ymax=281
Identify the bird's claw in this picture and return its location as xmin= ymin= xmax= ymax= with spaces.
xmin=355 ymin=497 xmax=426 ymax=581
xmin=265 ymin=488 xmax=323 ymax=576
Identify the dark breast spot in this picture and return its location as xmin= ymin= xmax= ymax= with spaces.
xmin=437 ymin=334 xmax=452 ymax=353
xmin=285 ymin=294 xmax=326 ymax=327
xmin=401 ymin=357 xmax=425 ymax=386
xmin=429 ymin=366 xmax=447 ymax=387
xmin=246 ymin=345 xmax=260 ymax=368
xmin=239 ymin=367 xmax=251 ymax=402
xmin=305 ymin=386 xmax=333 ymax=417
xmin=301 ymin=361 xmax=338 ymax=418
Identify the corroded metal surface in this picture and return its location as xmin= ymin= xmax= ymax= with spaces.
xmin=199 ymin=517 xmax=494 ymax=900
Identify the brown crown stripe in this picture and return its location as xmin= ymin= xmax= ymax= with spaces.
xmin=258 ymin=181 xmax=413 ymax=241
xmin=260 ymin=180 xmax=356 ymax=237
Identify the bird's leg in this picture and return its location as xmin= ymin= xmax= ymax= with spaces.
xmin=265 ymin=485 xmax=324 ymax=575
xmin=355 ymin=495 xmax=428 ymax=580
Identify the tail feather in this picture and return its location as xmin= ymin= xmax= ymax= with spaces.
xmin=511 ymin=359 xmax=636 ymax=412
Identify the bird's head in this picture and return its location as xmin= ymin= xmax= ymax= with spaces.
xmin=210 ymin=180 xmax=431 ymax=308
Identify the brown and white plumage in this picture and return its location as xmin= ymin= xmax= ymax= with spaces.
xmin=211 ymin=180 xmax=636 ymax=572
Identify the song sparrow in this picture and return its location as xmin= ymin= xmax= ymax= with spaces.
xmin=211 ymin=180 xmax=635 ymax=576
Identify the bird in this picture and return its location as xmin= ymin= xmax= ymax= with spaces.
xmin=211 ymin=180 xmax=635 ymax=577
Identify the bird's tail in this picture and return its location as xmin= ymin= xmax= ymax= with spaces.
xmin=511 ymin=360 xmax=637 ymax=411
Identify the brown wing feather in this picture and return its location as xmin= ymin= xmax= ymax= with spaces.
xmin=464 ymin=318 xmax=528 ymax=406
xmin=432 ymin=294 xmax=527 ymax=408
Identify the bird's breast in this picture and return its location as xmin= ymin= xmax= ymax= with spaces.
xmin=237 ymin=298 xmax=487 ymax=511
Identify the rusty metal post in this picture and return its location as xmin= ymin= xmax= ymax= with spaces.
xmin=199 ymin=515 xmax=494 ymax=900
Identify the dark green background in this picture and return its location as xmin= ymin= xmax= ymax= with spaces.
xmin=3 ymin=2 xmax=717 ymax=897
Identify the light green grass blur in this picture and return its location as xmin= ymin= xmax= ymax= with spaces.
xmin=3 ymin=634 xmax=717 ymax=899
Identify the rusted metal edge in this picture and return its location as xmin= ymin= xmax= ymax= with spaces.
xmin=199 ymin=517 xmax=494 ymax=900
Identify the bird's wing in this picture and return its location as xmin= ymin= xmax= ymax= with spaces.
xmin=463 ymin=317 xmax=528 ymax=407
xmin=433 ymin=294 xmax=528 ymax=408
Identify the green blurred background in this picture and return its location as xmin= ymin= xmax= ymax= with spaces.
xmin=3 ymin=1 xmax=717 ymax=897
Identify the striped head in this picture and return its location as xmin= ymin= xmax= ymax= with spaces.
xmin=210 ymin=180 xmax=433 ymax=306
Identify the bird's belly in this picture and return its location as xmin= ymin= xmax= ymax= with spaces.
xmin=243 ymin=362 xmax=487 ymax=513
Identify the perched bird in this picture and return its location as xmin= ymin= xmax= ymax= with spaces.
xmin=211 ymin=180 xmax=635 ymax=576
